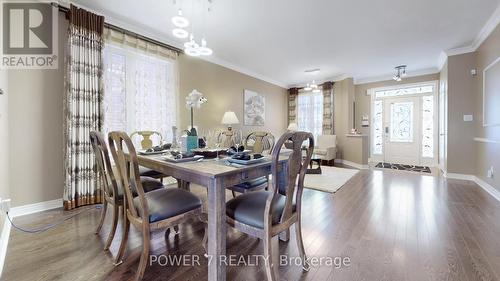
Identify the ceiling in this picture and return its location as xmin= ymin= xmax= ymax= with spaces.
xmin=74 ymin=0 xmax=500 ymax=87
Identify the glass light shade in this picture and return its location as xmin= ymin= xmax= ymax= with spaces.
xmin=221 ymin=111 xmax=240 ymax=125
xmin=185 ymin=47 xmax=200 ymax=56
xmin=312 ymin=88 xmax=321 ymax=93
xmin=198 ymin=46 xmax=213 ymax=56
xmin=172 ymin=28 xmax=189 ymax=39
xmin=172 ymin=9 xmax=189 ymax=28
xmin=304 ymin=83 xmax=312 ymax=91
xmin=184 ymin=39 xmax=199 ymax=49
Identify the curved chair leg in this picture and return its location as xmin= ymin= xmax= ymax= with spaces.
xmin=95 ymin=200 xmax=108 ymax=234
xmin=263 ymin=234 xmax=277 ymax=281
xmin=231 ymin=190 xmax=237 ymax=198
xmin=114 ymin=206 xmax=129 ymax=266
xmin=104 ymin=203 xmax=119 ymax=250
xmin=135 ymin=229 xmax=151 ymax=281
xmin=295 ymin=220 xmax=310 ymax=271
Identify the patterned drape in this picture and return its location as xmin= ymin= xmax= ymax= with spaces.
xmin=322 ymin=81 xmax=334 ymax=135
xmin=63 ymin=5 xmax=105 ymax=210
xmin=288 ymin=88 xmax=299 ymax=126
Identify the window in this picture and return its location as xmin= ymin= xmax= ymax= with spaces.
xmin=421 ymin=95 xmax=434 ymax=158
xmin=390 ymin=102 xmax=414 ymax=142
xmin=103 ymin=44 xmax=177 ymax=146
xmin=297 ymin=89 xmax=323 ymax=140
xmin=372 ymin=100 xmax=383 ymax=155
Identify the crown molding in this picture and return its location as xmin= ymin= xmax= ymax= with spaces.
xmin=437 ymin=51 xmax=448 ymax=71
xmin=200 ymin=56 xmax=288 ymax=89
xmin=444 ymin=3 xmax=500 ymax=57
xmin=353 ymin=67 xmax=439 ymax=85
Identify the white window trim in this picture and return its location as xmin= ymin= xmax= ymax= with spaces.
xmin=368 ymin=80 xmax=439 ymax=166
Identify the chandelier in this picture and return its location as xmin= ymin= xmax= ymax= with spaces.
xmin=171 ymin=0 xmax=213 ymax=57
xmin=393 ymin=65 xmax=407 ymax=81
xmin=303 ymin=69 xmax=321 ymax=93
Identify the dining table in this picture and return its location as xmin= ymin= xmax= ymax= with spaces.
xmin=136 ymin=153 xmax=288 ymax=281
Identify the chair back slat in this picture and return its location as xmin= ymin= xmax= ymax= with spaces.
xmin=245 ymin=131 xmax=275 ymax=154
xmin=130 ymin=130 xmax=163 ymax=150
xmin=268 ymin=131 xmax=314 ymax=225
xmin=90 ymin=131 xmax=119 ymax=200
xmin=108 ymin=131 xmax=148 ymax=220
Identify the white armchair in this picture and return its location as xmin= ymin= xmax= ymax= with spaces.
xmin=315 ymin=135 xmax=337 ymax=165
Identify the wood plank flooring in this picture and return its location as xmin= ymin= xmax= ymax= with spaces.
xmin=3 ymin=169 xmax=500 ymax=281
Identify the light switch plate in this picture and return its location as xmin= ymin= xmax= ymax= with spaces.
xmin=463 ymin=114 xmax=473 ymax=122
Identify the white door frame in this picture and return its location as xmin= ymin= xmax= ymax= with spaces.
xmin=368 ymin=81 xmax=439 ymax=166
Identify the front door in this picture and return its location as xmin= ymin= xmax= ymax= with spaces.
xmin=384 ymin=97 xmax=420 ymax=165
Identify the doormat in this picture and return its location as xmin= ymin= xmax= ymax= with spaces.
xmin=375 ymin=162 xmax=431 ymax=173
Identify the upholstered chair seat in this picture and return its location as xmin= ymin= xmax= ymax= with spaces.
xmin=232 ymin=177 xmax=268 ymax=191
xmin=139 ymin=166 xmax=165 ymax=179
xmin=133 ymin=188 xmax=202 ymax=223
xmin=226 ymin=191 xmax=295 ymax=229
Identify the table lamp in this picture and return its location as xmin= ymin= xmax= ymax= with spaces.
xmin=221 ymin=111 xmax=239 ymax=147
xmin=221 ymin=111 xmax=239 ymax=131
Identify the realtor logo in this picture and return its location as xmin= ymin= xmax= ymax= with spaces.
xmin=1 ymin=1 xmax=58 ymax=69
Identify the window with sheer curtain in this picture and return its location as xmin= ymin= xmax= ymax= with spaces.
xmin=103 ymin=44 xmax=177 ymax=146
xmin=297 ymin=89 xmax=324 ymax=140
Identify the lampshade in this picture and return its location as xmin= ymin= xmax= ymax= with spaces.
xmin=287 ymin=123 xmax=298 ymax=131
xmin=221 ymin=111 xmax=239 ymax=125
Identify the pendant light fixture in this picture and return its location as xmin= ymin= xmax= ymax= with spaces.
xmin=172 ymin=9 xmax=189 ymax=28
xmin=393 ymin=65 xmax=407 ymax=82
xmin=171 ymin=0 xmax=214 ymax=57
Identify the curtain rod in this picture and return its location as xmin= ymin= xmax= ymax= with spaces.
xmin=51 ymin=2 xmax=183 ymax=54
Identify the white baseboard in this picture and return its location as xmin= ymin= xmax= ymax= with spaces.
xmin=9 ymin=198 xmax=62 ymax=218
xmin=444 ymin=172 xmax=475 ymax=181
xmin=444 ymin=173 xmax=500 ymax=202
xmin=335 ymin=159 xmax=369 ymax=170
xmin=473 ymin=176 xmax=500 ymax=202
xmin=0 ymin=216 xmax=11 ymax=278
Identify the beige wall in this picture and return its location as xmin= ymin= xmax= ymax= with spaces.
xmin=0 ymin=68 xmax=8 ymax=235
xmin=333 ymin=78 xmax=355 ymax=160
xmin=0 ymin=69 xmax=9 ymax=202
xmin=6 ymin=15 xmax=287 ymax=207
xmin=178 ymin=55 xmax=287 ymax=138
xmin=446 ymin=53 xmax=477 ymax=175
xmin=7 ymin=13 xmax=67 ymax=207
xmin=475 ymin=23 xmax=500 ymax=191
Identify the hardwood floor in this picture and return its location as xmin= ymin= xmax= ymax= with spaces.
xmin=3 ymin=169 xmax=500 ymax=281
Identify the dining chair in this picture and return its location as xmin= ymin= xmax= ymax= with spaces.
xmin=131 ymin=130 xmax=168 ymax=180
xmin=90 ymin=131 xmax=164 ymax=261
xmin=228 ymin=131 xmax=275 ymax=197
xmin=225 ymin=131 xmax=314 ymax=281
xmin=108 ymin=131 xmax=207 ymax=281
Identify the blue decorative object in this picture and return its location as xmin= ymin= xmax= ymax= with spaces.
xmin=187 ymin=136 xmax=199 ymax=152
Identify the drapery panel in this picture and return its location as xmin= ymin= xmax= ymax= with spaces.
xmin=63 ymin=5 xmax=105 ymax=210
xmin=288 ymin=88 xmax=298 ymax=126
xmin=322 ymin=81 xmax=334 ymax=135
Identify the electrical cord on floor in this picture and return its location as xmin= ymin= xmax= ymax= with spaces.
xmin=5 ymin=205 xmax=102 ymax=234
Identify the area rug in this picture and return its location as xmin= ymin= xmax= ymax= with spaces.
xmin=303 ymin=166 xmax=359 ymax=194
xmin=375 ymin=162 xmax=431 ymax=173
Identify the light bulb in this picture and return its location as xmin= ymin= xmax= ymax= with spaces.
xmin=172 ymin=9 xmax=189 ymax=28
